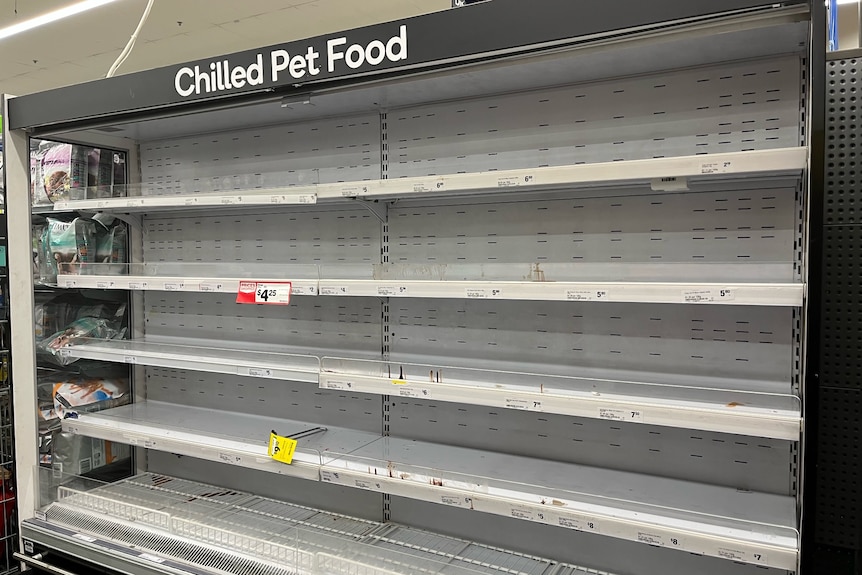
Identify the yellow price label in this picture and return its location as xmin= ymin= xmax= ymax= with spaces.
xmin=392 ymin=379 xmax=408 ymax=385
xmin=268 ymin=431 xmax=297 ymax=464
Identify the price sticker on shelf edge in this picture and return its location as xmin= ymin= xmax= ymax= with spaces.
xmin=237 ymin=281 xmax=292 ymax=305
xmin=268 ymin=430 xmax=297 ymax=464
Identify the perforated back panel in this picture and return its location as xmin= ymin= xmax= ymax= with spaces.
xmin=147 ymin=369 xmax=382 ymax=433
xmin=144 ymin=206 xmax=380 ymax=264
xmin=389 ymin=300 xmax=793 ymax=387
xmin=388 ymin=185 xmax=798 ymax=268
xmin=141 ymin=114 xmax=380 ymax=195
xmin=145 ymin=293 xmax=380 ymax=354
xmin=812 ymin=55 xmax=862 ymax=554
xmin=388 ymin=58 xmax=801 ymax=177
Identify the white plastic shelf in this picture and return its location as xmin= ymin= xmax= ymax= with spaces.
xmin=320 ymin=438 xmax=798 ymax=570
xmin=62 ymin=401 xmax=381 ymax=481
xmin=320 ymin=357 xmax=801 ymax=440
xmin=61 ymin=402 xmax=798 ymax=569
xmin=57 ymin=338 xmax=800 ymax=439
xmin=47 ymin=148 xmax=806 ymax=213
xmin=62 ymin=338 xmax=321 ymax=383
xmin=55 ymin=261 xmax=804 ymax=306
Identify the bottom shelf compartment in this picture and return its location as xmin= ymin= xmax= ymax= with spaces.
xmin=61 ymin=401 xmax=798 ymax=569
xmin=26 ymin=472 xmax=601 ymax=575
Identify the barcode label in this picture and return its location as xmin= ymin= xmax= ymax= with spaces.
xmin=683 ymin=288 xmax=735 ymax=303
xmin=321 ymin=286 xmax=349 ymax=296
xmin=322 ymin=379 xmax=353 ymax=390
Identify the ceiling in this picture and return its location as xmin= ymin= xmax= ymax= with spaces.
xmin=0 ymin=0 xmax=450 ymax=96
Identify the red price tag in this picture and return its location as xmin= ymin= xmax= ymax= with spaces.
xmin=236 ymin=281 xmax=292 ymax=305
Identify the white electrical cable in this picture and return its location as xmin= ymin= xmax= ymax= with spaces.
xmin=106 ymin=0 xmax=155 ymax=78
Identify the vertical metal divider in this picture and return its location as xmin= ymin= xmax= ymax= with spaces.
xmin=125 ymin=142 xmax=147 ymax=476
xmin=3 ymin=96 xmax=39 ymax=540
xmin=380 ymin=110 xmax=392 ymax=523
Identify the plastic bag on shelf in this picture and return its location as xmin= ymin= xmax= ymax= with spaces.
xmin=38 ymin=317 xmax=126 ymax=366
xmin=37 ymin=375 xmax=129 ymax=421
xmin=40 ymin=217 xmax=96 ymax=281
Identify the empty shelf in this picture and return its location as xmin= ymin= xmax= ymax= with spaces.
xmin=320 ymin=357 xmax=801 ymax=440
xmin=62 ymin=402 xmax=798 ymax=568
xmin=55 ymin=261 xmax=804 ymax=306
xmin=26 ymin=472 xmax=601 ymax=575
xmin=47 ymin=148 xmax=806 ymax=213
xmin=62 ymin=338 xmax=321 ymax=383
xmin=62 ymin=401 xmax=381 ymax=481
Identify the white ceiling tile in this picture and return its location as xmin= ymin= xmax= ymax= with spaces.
xmin=0 ymin=0 xmax=450 ymax=94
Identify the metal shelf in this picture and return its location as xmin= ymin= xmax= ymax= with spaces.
xmin=56 ymin=261 xmax=804 ymax=306
xmin=58 ymin=338 xmax=801 ymax=439
xmin=320 ymin=357 xmax=801 ymax=440
xmin=25 ymin=472 xmax=600 ymax=575
xmin=44 ymin=148 xmax=806 ymax=213
xmin=61 ymin=402 xmax=798 ymax=569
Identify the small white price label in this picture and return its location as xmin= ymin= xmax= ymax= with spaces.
xmin=321 ymin=470 xmax=341 ymax=483
xmin=126 ymin=199 xmax=143 ymax=208
xmin=322 ymin=379 xmax=353 ymax=390
xmin=377 ymin=286 xmax=406 ymax=296
xmin=73 ymin=533 xmax=97 ymax=543
xmin=199 ymin=282 xmax=223 ymax=292
xmin=355 ymin=478 xmax=383 ymax=491
xmin=566 ymin=289 xmax=609 ymax=301
xmin=219 ymin=452 xmax=243 ymax=465
xmin=505 ymin=398 xmax=543 ymax=411
xmin=128 ymin=282 xmax=148 ymax=290
xmin=59 ymin=348 xmax=72 ymax=357
xmin=220 ymin=197 xmax=236 ymax=205
xmin=683 ymin=288 xmax=735 ymax=303
xmin=123 ymin=356 xmax=137 ymax=364
xmin=321 ymin=286 xmax=349 ymax=296
xmin=163 ymin=282 xmax=182 ymax=291
xmin=399 ymin=387 xmax=431 ymax=398
xmin=413 ymin=179 xmax=446 ymax=193
xmin=510 ymin=506 xmax=548 ymax=522
xmin=341 ymin=185 xmax=368 ymax=197
xmin=184 ymin=198 xmax=199 ymax=206
xmin=466 ymin=288 xmax=502 ymax=299
xmin=441 ymin=495 xmax=471 ymax=508
xmin=96 ymin=281 xmax=112 ymax=289
xmin=637 ymin=531 xmax=666 ymax=547
xmin=717 ymin=548 xmax=748 ymax=562
xmin=701 ymin=160 xmax=732 ymax=174
xmin=246 ymin=367 xmax=273 ymax=377
xmin=54 ymin=201 xmax=70 ymax=210
xmin=298 ymin=194 xmax=316 ymax=204
xmin=34 ymin=511 xmax=47 ymax=522
xmin=64 ymin=279 xmax=78 ymax=288
xmin=236 ymin=281 xmax=292 ymax=305
xmin=598 ymin=408 xmax=643 ymax=422
xmin=139 ymin=553 xmax=166 ymax=564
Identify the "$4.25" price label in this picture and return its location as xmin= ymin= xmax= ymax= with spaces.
xmin=236 ymin=281 xmax=293 ymax=305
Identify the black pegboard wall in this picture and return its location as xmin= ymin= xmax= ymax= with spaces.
xmin=815 ymin=54 xmax=862 ymax=558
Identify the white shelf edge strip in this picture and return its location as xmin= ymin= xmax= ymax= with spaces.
xmin=57 ymin=275 xmax=804 ymax=306
xmin=57 ymin=275 xmax=319 ymax=296
xmin=319 ymin=373 xmax=801 ymax=440
xmin=62 ymin=409 xmax=798 ymax=569
xmin=52 ymin=191 xmax=318 ymax=211
xmin=49 ymin=147 xmax=806 ymax=211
